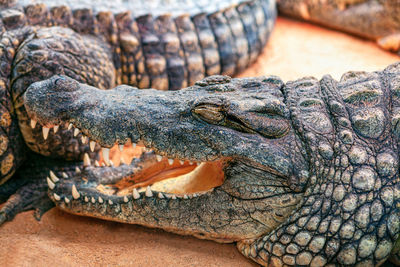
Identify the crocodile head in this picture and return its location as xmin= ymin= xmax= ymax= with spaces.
xmin=23 ymin=66 xmax=400 ymax=265
xmin=23 ymin=74 xmax=308 ymax=242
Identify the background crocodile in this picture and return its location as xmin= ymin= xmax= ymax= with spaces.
xmin=0 ymin=0 xmax=276 ymax=222
xmin=277 ymin=0 xmax=400 ymax=55
xmin=24 ymin=63 xmax=400 ymax=266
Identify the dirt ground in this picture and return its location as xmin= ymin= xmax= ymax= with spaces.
xmin=0 ymin=17 xmax=398 ymax=267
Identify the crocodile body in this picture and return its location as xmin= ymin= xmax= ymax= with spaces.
xmin=277 ymin=0 xmax=400 ymax=54
xmin=24 ymin=63 xmax=400 ymax=266
xmin=0 ymin=0 xmax=276 ymax=221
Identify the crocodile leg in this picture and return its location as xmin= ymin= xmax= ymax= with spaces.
xmin=277 ymin=0 xmax=400 ymax=54
xmin=0 ymin=153 xmax=84 ymax=225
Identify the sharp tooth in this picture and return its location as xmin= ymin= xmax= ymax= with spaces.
xmin=90 ymin=141 xmax=96 ymax=152
xmin=64 ymin=197 xmax=70 ymax=204
xmin=171 ymin=195 xmax=177 ymax=200
xmin=83 ymin=153 xmax=91 ymax=167
xmin=179 ymin=160 xmax=184 ymax=165
xmin=123 ymin=196 xmax=129 ymax=203
xmin=132 ymin=143 xmax=136 ymax=149
xmin=102 ymin=148 xmax=110 ymax=166
xmin=75 ymin=167 xmax=81 ymax=173
xmin=189 ymin=161 xmax=193 ymax=165
xmin=49 ymin=171 xmax=59 ymax=183
xmin=109 ymin=160 xmax=114 ymax=166
xmin=53 ymin=125 xmax=59 ymax=133
xmin=108 ymin=199 xmax=113 ymax=205
xmin=42 ymin=127 xmax=50 ymax=140
xmin=68 ymin=123 xmax=73 ymax=130
xmin=81 ymin=136 xmax=87 ymax=144
xmin=62 ymin=172 xmax=68 ymax=178
xmin=101 ymin=162 xmax=106 ymax=167
xmin=46 ymin=177 xmax=55 ymax=190
xmin=53 ymin=193 xmax=61 ymax=201
xmin=84 ymin=196 xmax=89 ymax=202
xmin=145 ymin=186 xmax=153 ymax=197
xmin=98 ymin=196 xmax=103 ymax=203
xmin=71 ymin=184 xmax=80 ymax=199
xmin=95 ymin=160 xmax=100 ymax=167
xmin=74 ymin=128 xmax=80 ymax=137
xmin=156 ymin=155 xmax=163 ymax=162
xmin=91 ymin=197 xmax=96 ymax=203
xmin=168 ymin=158 xmax=174 ymax=165
xmin=132 ymin=188 xmax=140 ymax=199
xmin=120 ymin=157 xmax=126 ymax=165
xmin=158 ymin=192 xmax=164 ymax=199
xmin=30 ymin=119 xmax=37 ymax=129
xmin=119 ymin=145 xmax=124 ymax=152
xmin=183 ymin=194 xmax=188 ymax=199
xmin=192 ymin=193 xmax=198 ymax=197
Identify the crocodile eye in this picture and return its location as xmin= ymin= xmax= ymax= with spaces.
xmin=192 ymin=104 xmax=225 ymax=123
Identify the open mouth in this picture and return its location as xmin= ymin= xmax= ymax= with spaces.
xmin=42 ymin=121 xmax=227 ymax=203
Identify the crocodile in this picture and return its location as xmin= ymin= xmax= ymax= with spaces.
xmin=0 ymin=0 xmax=276 ymax=222
xmin=23 ymin=62 xmax=400 ymax=266
xmin=276 ymin=0 xmax=400 ymax=54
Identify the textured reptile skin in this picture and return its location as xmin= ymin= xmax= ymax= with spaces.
xmin=24 ymin=62 xmax=400 ymax=266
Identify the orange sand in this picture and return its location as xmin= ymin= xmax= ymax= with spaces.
xmin=0 ymin=17 xmax=398 ymax=267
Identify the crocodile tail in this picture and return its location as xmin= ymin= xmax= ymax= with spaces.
xmin=0 ymin=18 xmax=34 ymax=184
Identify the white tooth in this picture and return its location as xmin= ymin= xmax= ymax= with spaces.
xmin=123 ymin=196 xmax=129 ymax=203
xmin=74 ymin=128 xmax=80 ymax=137
xmin=83 ymin=153 xmax=91 ymax=167
xmin=102 ymin=148 xmax=110 ymax=166
xmin=101 ymin=162 xmax=106 ymax=167
xmin=71 ymin=184 xmax=80 ymax=199
xmin=168 ymin=158 xmax=174 ymax=165
xmin=53 ymin=193 xmax=61 ymax=201
xmin=132 ymin=188 xmax=140 ymax=199
xmin=158 ymin=192 xmax=164 ymax=199
xmin=189 ymin=161 xmax=193 ymax=165
xmin=179 ymin=160 xmax=184 ymax=165
xmin=120 ymin=156 xmax=126 ymax=165
xmin=90 ymin=141 xmax=96 ymax=152
xmin=95 ymin=160 xmax=100 ymax=167
xmin=109 ymin=160 xmax=114 ymax=166
xmin=64 ymin=197 xmax=70 ymax=204
xmin=84 ymin=196 xmax=89 ymax=202
xmin=81 ymin=136 xmax=87 ymax=144
xmin=62 ymin=172 xmax=68 ymax=178
xmin=49 ymin=171 xmax=59 ymax=183
xmin=98 ymin=196 xmax=103 ymax=203
xmin=171 ymin=195 xmax=177 ymax=200
xmin=183 ymin=194 xmax=188 ymax=199
xmin=145 ymin=186 xmax=153 ymax=197
xmin=68 ymin=123 xmax=73 ymax=130
xmin=192 ymin=193 xmax=198 ymax=197
xmin=46 ymin=177 xmax=55 ymax=190
xmin=75 ymin=167 xmax=81 ymax=173
xmin=156 ymin=155 xmax=163 ymax=162
xmin=132 ymin=143 xmax=137 ymax=149
xmin=53 ymin=125 xmax=59 ymax=133
xmin=108 ymin=199 xmax=113 ymax=205
xmin=119 ymin=145 xmax=124 ymax=152
xmin=42 ymin=127 xmax=50 ymax=140
xmin=30 ymin=119 xmax=37 ymax=129
xmin=91 ymin=197 xmax=96 ymax=203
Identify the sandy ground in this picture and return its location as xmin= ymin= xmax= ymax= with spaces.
xmin=1 ymin=17 xmax=399 ymax=267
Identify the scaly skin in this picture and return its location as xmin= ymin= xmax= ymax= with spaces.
xmin=24 ymin=63 xmax=400 ymax=266
xmin=0 ymin=0 xmax=276 ymax=222
xmin=277 ymin=0 xmax=400 ymax=54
